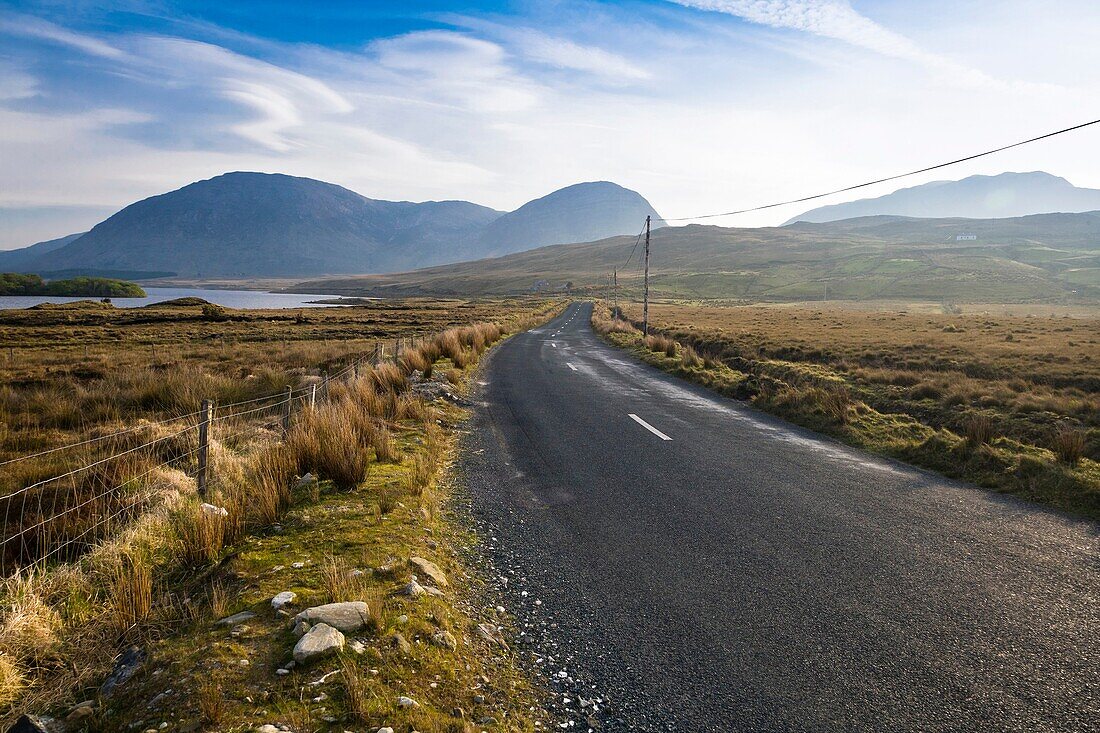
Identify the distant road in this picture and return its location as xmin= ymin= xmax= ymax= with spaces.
xmin=462 ymin=302 xmax=1099 ymax=732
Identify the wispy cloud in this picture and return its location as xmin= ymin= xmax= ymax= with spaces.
xmin=669 ymin=0 xmax=1001 ymax=87
xmin=1 ymin=0 xmax=1098 ymax=249
xmin=1 ymin=14 xmax=125 ymax=59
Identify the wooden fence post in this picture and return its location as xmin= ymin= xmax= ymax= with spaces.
xmin=322 ymin=371 xmax=330 ymax=401
xmin=310 ymin=383 xmax=317 ymax=410
xmin=197 ymin=399 xmax=212 ymax=498
xmin=282 ymin=385 xmax=293 ymax=433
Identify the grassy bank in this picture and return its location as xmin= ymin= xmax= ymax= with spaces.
xmin=593 ymin=302 xmax=1099 ymax=520
xmin=1 ymin=300 xmax=561 ymax=729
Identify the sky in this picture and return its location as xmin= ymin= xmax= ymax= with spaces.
xmin=1 ymin=0 xmax=1099 ymax=249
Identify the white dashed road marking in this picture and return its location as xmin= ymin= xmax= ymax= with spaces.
xmin=628 ymin=413 xmax=672 ymax=441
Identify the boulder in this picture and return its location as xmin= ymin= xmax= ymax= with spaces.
xmin=7 ymin=716 xmax=50 ymax=733
xmin=271 ymin=591 xmax=296 ymax=610
xmin=293 ymin=602 xmax=370 ymax=633
xmin=292 ymin=623 xmax=345 ymax=664
xmin=408 ymin=557 xmax=448 ymax=588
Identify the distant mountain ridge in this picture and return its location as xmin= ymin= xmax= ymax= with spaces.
xmin=291 ymin=209 xmax=1100 ymax=302
xmin=2 ymin=173 xmax=661 ymax=278
xmin=786 ymin=172 xmax=1100 ymax=224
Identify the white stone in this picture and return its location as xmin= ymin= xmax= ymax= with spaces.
xmin=200 ymin=502 xmax=228 ymax=517
xmin=293 ymin=602 xmax=371 ymax=633
xmin=397 ymin=696 xmax=419 ymax=708
xmin=292 ymin=623 xmax=345 ymax=664
xmin=271 ymin=591 xmax=296 ymax=610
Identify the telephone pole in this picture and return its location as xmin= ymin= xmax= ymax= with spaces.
xmin=613 ymin=268 xmax=618 ymax=317
xmin=642 ymin=215 xmax=651 ymax=335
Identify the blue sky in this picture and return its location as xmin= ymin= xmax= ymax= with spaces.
xmin=2 ymin=0 xmax=1100 ymax=248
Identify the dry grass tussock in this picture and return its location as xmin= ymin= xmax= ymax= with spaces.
xmin=0 ymin=301 xmax=555 ymax=720
xmin=604 ymin=300 xmax=1100 ymax=519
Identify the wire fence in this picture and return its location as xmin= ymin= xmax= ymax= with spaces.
xmin=0 ymin=334 xmax=425 ymax=576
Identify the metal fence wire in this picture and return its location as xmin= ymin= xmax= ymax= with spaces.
xmin=0 ymin=337 xmax=418 ymax=576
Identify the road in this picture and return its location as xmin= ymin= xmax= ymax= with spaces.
xmin=459 ymin=302 xmax=1099 ymax=732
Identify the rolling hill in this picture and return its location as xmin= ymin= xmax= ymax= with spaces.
xmin=786 ymin=172 xmax=1100 ymax=224
xmin=290 ymin=211 xmax=1100 ymax=302
xmin=1 ymin=174 xmax=661 ymax=278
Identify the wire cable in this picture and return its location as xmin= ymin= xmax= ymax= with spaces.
xmin=656 ymin=117 xmax=1100 ymax=222
xmin=0 ymin=407 xmax=206 ymax=469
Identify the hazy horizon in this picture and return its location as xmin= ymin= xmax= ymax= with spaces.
xmin=3 ymin=0 xmax=1100 ymax=249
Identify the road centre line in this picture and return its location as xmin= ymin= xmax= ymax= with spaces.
xmin=567 ymin=363 xmax=578 ymax=371
xmin=628 ymin=413 xmax=672 ymax=441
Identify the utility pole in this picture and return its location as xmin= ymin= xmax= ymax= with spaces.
xmin=643 ymin=215 xmax=651 ymax=335
xmin=613 ymin=269 xmax=618 ymax=318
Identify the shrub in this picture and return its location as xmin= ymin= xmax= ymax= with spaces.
xmin=287 ymin=407 xmax=370 ymax=491
xmin=107 ymin=552 xmax=153 ymax=634
xmin=819 ymin=385 xmax=851 ymax=425
xmin=1051 ymin=427 xmax=1085 ymax=465
xmin=964 ymin=414 xmax=995 ymax=448
xmin=681 ymin=346 xmax=703 ymax=368
xmin=201 ymin=303 xmax=228 ymax=322
xmin=321 ymin=554 xmax=366 ymax=603
xmin=172 ymin=504 xmax=225 ymax=567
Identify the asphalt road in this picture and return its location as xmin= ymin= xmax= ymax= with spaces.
xmin=460 ymin=302 xmax=1099 ymax=732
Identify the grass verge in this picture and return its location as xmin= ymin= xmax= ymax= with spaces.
xmin=593 ymin=304 xmax=1100 ymax=521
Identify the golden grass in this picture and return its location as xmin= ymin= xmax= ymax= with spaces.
xmin=599 ymin=300 xmax=1100 ymax=519
xmin=0 ymin=296 xmax=563 ymax=723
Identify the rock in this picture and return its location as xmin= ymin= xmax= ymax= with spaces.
xmin=401 ymin=577 xmax=425 ymax=598
xmin=291 ymin=562 xmax=305 ymax=569
xmin=275 ymin=668 xmax=290 ymax=676
xmin=396 ymin=614 xmax=408 ymax=625
xmin=430 ymin=630 xmax=457 ymax=651
xmin=397 ymin=695 xmax=419 ymax=708
xmin=8 ymin=715 xmax=50 ymax=733
xmin=408 ymin=557 xmax=448 ymax=587
xmin=100 ymin=645 xmax=146 ymax=697
xmin=348 ymin=639 xmax=366 ymax=655
xmin=296 ymin=472 xmax=316 ymax=487
xmin=256 ymin=726 xmax=281 ymax=733
xmin=271 ymin=591 xmax=296 ymax=610
xmin=378 ymin=728 xmax=394 ymax=733
xmin=293 ymin=602 xmax=371 ymax=633
xmin=476 ymin=623 xmax=507 ymax=647
xmin=292 ymin=623 xmax=345 ymax=664
xmin=200 ymin=502 xmax=228 ymax=517
xmin=293 ymin=620 xmax=311 ymax=638
xmin=216 ymin=611 xmax=256 ymax=626
xmin=387 ymin=632 xmax=412 ymax=655
xmin=64 ymin=703 xmax=94 ymax=724
xmin=423 ymin=585 xmax=444 ymax=597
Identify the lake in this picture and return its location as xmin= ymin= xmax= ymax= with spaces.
xmin=0 ymin=286 xmax=347 ymax=311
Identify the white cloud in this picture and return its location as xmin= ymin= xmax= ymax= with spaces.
xmin=2 ymin=2 xmax=1099 ymax=249
xmin=1 ymin=14 xmax=125 ymax=59
xmin=669 ymin=0 xmax=1002 ymax=88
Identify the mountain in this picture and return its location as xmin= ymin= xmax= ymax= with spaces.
xmin=3 ymin=173 xmax=661 ymax=278
xmin=0 ymin=232 xmax=84 ymax=270
xmin=23 ymin=173 xmax=503 ymax=278
xmin=475 ymin=182 xmax=661 ymax=258
xmin=786 ymin=172 xmax=1100 ymax=224
xmin=291 ymin=211 xmax=1100 ymax=302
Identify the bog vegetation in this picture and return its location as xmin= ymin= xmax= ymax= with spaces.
xmin=0 ymin=296 xmax=558 ymax=728
xmin=595 ymin=301 xmax=1100 ymax=519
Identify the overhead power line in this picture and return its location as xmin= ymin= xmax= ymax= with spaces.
xmin=655 ymin=117 xmax=1100 ymax=223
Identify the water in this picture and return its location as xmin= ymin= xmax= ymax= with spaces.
xmin=0 ymin=286 xmax=347 ymax=311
